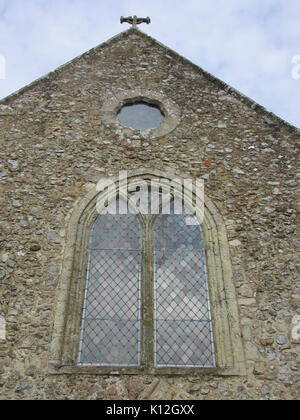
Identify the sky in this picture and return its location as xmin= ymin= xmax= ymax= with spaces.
xmin=0 ymin=0 xmax=299 ymax=128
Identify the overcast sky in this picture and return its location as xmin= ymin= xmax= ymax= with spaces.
xmin=0 ymin=0 xmax=299 ymax=128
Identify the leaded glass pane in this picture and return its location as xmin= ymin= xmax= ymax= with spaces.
xmin=154 ymin=209 xmax=215 ymax=367
xmin=78 ymin=201 xmax=141 ymax=366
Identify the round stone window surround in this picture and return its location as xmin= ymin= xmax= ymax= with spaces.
xmin=100 ymin=90 xmax=181 ymax=139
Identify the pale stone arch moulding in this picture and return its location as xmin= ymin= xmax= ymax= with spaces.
xmin=49 ymin=169 xmax=246 ymax=376
xmin=100 ymin=89 xmax=181 ymax=139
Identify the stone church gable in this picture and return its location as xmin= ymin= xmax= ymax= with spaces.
xmin=0 ymin=27 xmax=299 ymax=136
xmin=0 ymin=27 xmax=299 ymax=400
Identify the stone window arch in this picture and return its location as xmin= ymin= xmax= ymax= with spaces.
xmin=49 ymin=170 xmax=246 ymax=376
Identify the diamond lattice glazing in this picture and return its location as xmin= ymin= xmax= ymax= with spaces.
xmin=78 ymin=209 xmax=141 ymax=366
xmin=154 ymin=211 xmax=215 ymax=367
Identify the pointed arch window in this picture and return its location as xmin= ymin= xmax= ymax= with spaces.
xmin=77 ymin=193 xmax=215 ymax=371
xmin=49 ymin=171 xmax=246 ymax=376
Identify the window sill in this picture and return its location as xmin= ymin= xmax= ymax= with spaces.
xmin=48 ymin=363 xmax=244 ymax=377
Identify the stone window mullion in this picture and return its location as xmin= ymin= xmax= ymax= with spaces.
xmin=140 ymin=215 xmax=155 ymax=371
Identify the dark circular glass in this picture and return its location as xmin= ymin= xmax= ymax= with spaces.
xmin=117 ymin=102 xmax=164 ymax=130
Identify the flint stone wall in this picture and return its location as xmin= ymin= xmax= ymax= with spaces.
xmin=0 ymin=29 xmax=299 ymax=400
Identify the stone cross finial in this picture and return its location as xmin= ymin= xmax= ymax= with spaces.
xmin=120 ymin=15 xmax=151 ymax=28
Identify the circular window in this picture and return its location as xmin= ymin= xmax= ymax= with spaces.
xmin=100 ymin=91 xmax=181 ymax=139
xmin=117 ymin=101 xmax=164 ymax=131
